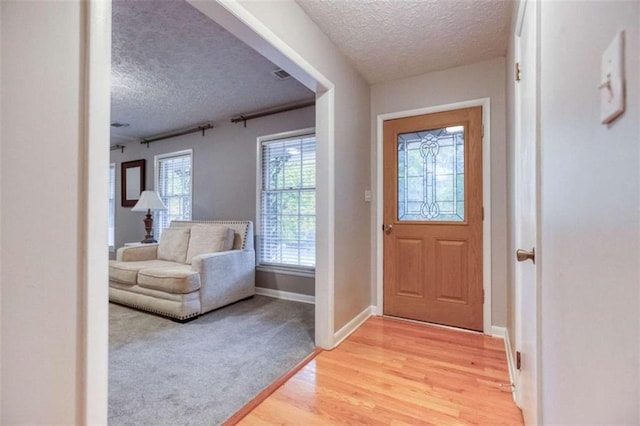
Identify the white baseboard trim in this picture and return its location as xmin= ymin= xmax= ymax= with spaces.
xmin=333 ymin=305 xmax=374 ymax=347
xmin=491 ymin=326 xmax=517 ymax=402
xmin=503 ymin=328 xmax=518 ymax=403
xmin=491 ymin=325 xmax=506 ymax=338
xmin=255 ymin=287 xmax=315 ymax=305
xmin=503 ymin=329 xmax=516 ymax=387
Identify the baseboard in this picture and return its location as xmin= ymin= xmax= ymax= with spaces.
xmin=333 ymin=305 xmax=374 ymax=347
xmin=491 ymin=325 xmax=506 ymax=338
xmin=255 ymin=287 xmax=315 ymax=304
xmin=503 ymin=329 xmax=517 ymax=391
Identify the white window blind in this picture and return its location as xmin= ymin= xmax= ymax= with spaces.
xmin=108 ymin=163 xmax=116 ymax=250
xmin=259 ymin=132 xmax=316 ymax=269
xmin=154 ymin=150 xmax=192 ymax=238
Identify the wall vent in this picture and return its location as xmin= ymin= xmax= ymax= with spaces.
xmin=271 ymin=68 xmax=291 ymax=80
xmin=110 ymin=122 xmax=130 ymax=128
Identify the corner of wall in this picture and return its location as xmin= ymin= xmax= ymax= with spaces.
xmin=0 ymin=2 xmax=4 ymax=420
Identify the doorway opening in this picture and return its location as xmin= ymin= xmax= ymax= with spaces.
xmin=84 ymin=0 xmax=336 ymax=422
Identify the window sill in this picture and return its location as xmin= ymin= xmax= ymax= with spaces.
xmin=256 ymin=265 xmax=315 ymax=278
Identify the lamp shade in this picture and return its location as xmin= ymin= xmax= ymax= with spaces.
xmin=131 ymin=190 xmax=168 ymax=212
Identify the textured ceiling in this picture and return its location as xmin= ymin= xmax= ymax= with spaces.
xmin=296 ymin=0 xmax=513 ymax=84
xmin=111 ymin=0 xmax=313 ymax=144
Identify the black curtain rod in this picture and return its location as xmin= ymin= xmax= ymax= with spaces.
xmin=231 ymin=100 xmax=315 ymax=127
xmin=140 ymin=124 xmax=213 ymax=147
xmin=110 ymin=144 xmax=126 ymax=153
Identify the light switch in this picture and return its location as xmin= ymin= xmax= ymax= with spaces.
xmin=364 ymin=190 xmax=372 ymax=202
xmin=600 ymin=30 xmax=625 ymax=124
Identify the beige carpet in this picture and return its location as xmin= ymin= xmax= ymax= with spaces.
xmin=109 ymin=295 xmax=315 ymax=425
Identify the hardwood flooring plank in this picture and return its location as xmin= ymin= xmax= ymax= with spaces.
xmin=238 ymin=317 xmax=523 ymax=425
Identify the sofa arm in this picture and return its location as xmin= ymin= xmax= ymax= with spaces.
xmin=191 ymin=250 xmax=256 ymax=312
xmin=116 ymin=244 xmax=159 ymax=262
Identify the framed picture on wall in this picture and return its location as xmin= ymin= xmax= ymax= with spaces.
xmin=121 ymin=159 xmax=146 ymax=207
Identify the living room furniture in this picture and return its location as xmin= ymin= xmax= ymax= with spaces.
xmin=109 ymin=220 xmax=255 ymax=321
xmin=131 ymin=190 xmax=167 ymax=243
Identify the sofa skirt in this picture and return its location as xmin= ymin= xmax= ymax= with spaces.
xmin=109 ymin=284 xmax=201 ymax=320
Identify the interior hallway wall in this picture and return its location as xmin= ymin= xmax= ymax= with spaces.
xmin=1 ymin=1 xmax=84 ymax=422
xmin=538 ymin=1 xmax=639 ymax=422
xmin=111 ymin=106 xmax=316 ymax=296
xmin=0 ymin=2 xmax=4 ymax=419
xmin=370 ymin=57 xmax=509 ymax=327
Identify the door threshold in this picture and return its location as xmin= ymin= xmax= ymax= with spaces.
xmin=223 ymin=348 xmax=323 ymax=425
xmin=382 ymin=315 xmax=483 ymax=335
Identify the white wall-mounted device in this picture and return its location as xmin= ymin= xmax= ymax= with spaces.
xmin=600 ymin=30 xmax=625 ymax=124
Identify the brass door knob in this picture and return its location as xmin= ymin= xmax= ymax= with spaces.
xmin=384 ymin=224 xmax=393 ymax=234
xmin=516 ymin=248 xmax=535 ymax=264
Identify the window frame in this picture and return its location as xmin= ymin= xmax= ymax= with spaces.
xmin=153 ymin=149 xmax=194 ymax=238
xmin=256 ymin=127 xmax=316 ymax=277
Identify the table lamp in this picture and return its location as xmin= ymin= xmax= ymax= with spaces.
xmin=131 ymin=190 xmax=168 ymax=243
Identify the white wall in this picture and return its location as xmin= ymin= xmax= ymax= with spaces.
xmin=1 ymin=1 xmax=84 ymax=423
xmin=0 ymin=2 xmax=3 ymax=418
xmin=111 ymin=106 xmax=316 ymax=295
xmin=370 ymin=57 xmax=509 ymax=327
xmin=538 ymin=1 xmax=639 ymax=422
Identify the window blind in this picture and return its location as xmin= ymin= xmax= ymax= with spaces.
xmin=155 ymin=151 xmax=192 ymax=238
xmin=108 ymin=163 xmax=116 ymax=249
xmin=260 ymin=133 xmax=316 ymax=268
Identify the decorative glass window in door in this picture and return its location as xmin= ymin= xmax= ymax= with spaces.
xmin=397 ymin=126 xmax=465 ymax=222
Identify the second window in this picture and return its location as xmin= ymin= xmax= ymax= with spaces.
xmin=258 ymin=130 xmax=316 ymax=270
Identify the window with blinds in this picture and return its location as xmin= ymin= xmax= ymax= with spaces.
xmin=154 ymin=150 xmax=193 ymax=239
xmin=259 ymin=130 xmax=316 ymax=270
xmin=108 ymin=163 xmax=116 ymax=250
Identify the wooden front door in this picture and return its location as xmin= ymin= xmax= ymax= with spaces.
xmin=383 ymin=107 xmax=483 ymax=331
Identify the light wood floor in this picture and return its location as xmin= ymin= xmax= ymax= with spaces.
xmin=239 ymin=316 xmax=523 ymax=425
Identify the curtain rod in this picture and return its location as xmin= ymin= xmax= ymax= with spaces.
xmin=140 ymin=123 xmax=214 ymax=147
xmin=231 ymin=100 xmax=315 ymax=127
xmin=110 ymin=144 xmax=126 ymax=153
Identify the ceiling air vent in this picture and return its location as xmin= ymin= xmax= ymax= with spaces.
xmin=110 ymin=122 xmax=130 ymax=128
xmin=271 ymin=68 xmax=291 ymax=81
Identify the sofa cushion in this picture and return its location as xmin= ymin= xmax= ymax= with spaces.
xmin=185 ymin=224 xmax=234 ymax=264
xmin=109 ymin=259 xmax=182 ymax=285
xmin=157 ymin=228 xmax=190 ymax=263
xmin=138 ymin=265 xmax=201 ymax=294
xmin=117 ymin=243 xmax=158 ymax=262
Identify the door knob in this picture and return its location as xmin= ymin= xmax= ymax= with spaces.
xmin=516 ymin=248 xmax=535 ymax=264
xmin=384 ymin=224 xmax=393 ymax=234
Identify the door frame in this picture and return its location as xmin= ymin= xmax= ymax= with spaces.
xmin=513 ymin=0 xmax=542 ymax=420
xmin=83 ymin=0 xmax=337 ymax=422
xmin=375 ymin=98 xmax=492 ymax=334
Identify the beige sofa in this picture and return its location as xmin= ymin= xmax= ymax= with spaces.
xmin=109 ymin=220 xmax=255 ymax=321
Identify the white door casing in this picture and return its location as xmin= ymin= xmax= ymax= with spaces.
xmin=514 ymin=0 xmax=541 ymax=422
xmin=84 ymin=1 xmax=338 ymax=423
xmin=375 ymin=98 xmax=493 ymax=334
